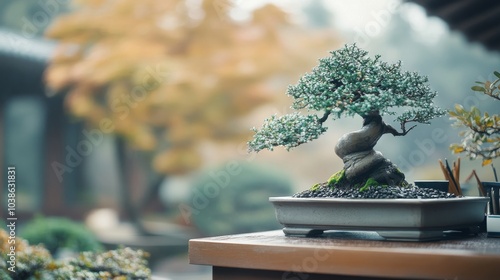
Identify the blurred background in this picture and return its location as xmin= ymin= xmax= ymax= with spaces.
xmin=1 ymin=0 xmax=499 ymax=279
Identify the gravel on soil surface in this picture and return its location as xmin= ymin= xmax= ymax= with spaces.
xmin=293 ymin=183 xmax=458 ymax=199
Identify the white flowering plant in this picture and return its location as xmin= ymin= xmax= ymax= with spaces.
xmin=449 ymin=71 xmax=500 ymax=166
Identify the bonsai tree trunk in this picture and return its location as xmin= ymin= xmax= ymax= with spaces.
xmin=334 ymin=112 xmax=407 ymax=186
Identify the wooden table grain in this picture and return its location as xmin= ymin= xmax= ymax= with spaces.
xmin=189 ymin=230 xmax=500 ymax=280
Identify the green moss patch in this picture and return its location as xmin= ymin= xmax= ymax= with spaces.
xmin=310 ymin=183 xmax=321 ymax=191
xmin=359 ymin=178 xmax=381 ymax=192
xmin=327 ymin=169 xmax=345 ymax=187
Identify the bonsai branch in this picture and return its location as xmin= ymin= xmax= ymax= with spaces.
xmin=361 ymin=113 xmax=417 ymax=137
xmin=318 ymin=110 xmax=331 ymax=124
xmin=383 ymin=122 xmax=417 ymax=136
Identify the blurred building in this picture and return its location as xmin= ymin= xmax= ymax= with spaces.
xmin=408 ymin=0 xmax=500 ymax=52
xmin=0 ymin=28 xmax=95 ymax=219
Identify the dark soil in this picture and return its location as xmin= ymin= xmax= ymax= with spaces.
xmin=293 ymin=183 xmax=457 ymax=199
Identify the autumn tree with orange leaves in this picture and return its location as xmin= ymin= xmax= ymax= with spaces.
xmin=45 ymin=0 xmax=338 ymax=232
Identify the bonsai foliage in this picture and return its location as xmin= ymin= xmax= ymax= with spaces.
xmin=249 ymin=44 xmax=445 ymax=152
xmin=45 ymin=0 xmax=337 ymax=175
xmin=249 ymin=44 xmax=446 ymax=187
xmin=449 ymin=71 xmax=500 ymax=166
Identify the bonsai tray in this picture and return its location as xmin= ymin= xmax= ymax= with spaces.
xmin=270 ymin=196 xmax=488 ymax=241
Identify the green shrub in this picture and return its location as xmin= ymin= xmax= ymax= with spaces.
xmin=19 ymin=217 xmax=102 ymax=255
xmin=190 ymin=162 xmax=293 ymax=236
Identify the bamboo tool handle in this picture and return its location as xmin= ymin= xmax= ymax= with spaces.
xmin=465 ymin=169 xmax=485 ymax=196
xmin=493 ymin=164 xmax=498 ymax=182
xmin=454 ymin=157 xmax=461 ymax=188
xmin=451 ymin=159 xmax=462 ymax=195
xmin=471 ymin=170 xmax=486 ymax=197
xmin=465 ymin=170 xmax=490 ymax=213
xmin=438 ymin=160 xmax=452 ymax=193
xmin=446 ymin=159 xmax=462 ymax=196
xmin=439 ymin=160 xmax=460 ymax=195
xmin=456 ymin=158 xmax=462 ymax=195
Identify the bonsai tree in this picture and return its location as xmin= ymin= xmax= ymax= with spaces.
xmin=449 ymin=71 xmax=500 ymax=166
xmin=249 ymin=44 xmax=446 ymax=189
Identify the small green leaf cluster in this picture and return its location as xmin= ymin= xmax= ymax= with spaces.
xmin=470 ymin=71 xmax=500 ymax=100
xmin=450 ymin=71 xmax=500 ymax=166
xmin=248 ymin=113 xmax=327 ymax=152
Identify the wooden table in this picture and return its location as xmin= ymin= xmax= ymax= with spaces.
xmin=189 ymin=230 xmax=500 ymax=280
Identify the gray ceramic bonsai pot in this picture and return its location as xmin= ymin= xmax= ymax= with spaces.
xmin=270 ymin=196 xmax=488 ymax=241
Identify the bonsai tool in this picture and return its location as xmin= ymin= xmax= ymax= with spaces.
xmin=493 ymin=164 xmax=498 ymax=182
xmin=467 ymin=171 xmax=500 ymax=215
xmin=465 ymin=170 xmax=486 ymax=197
xmin=453 ymin=157 xmax=461 ymax=186
xmin=493 ymin=165 xmax=500 ymax=214
xmin=439 ymin=159 xmax=461 ymax=196
xmin=446 ymin=158 xmax=462 ymax=196
xmin=492 ymin=187 xmax=499 ymax=215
